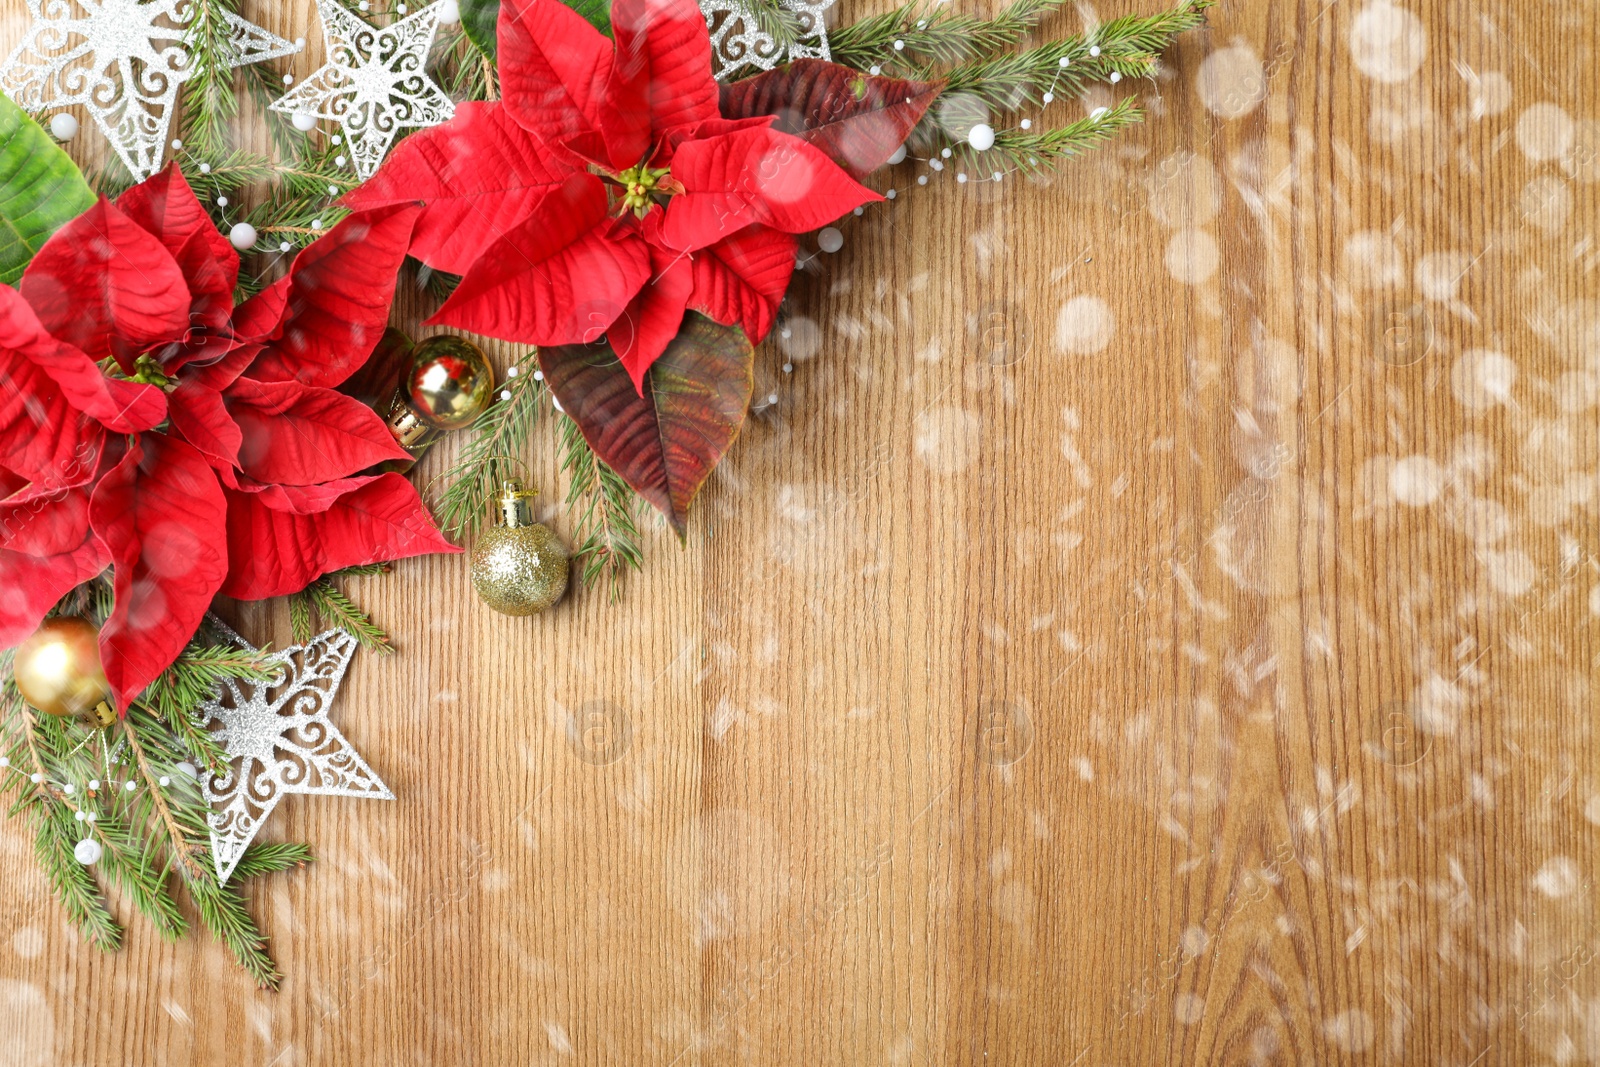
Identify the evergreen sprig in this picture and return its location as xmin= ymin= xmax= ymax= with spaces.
xmin=283 ymin=569 xmax=394 ymax=652
xmin=830 ymin=0 xmax=1062 ymax=69
xmin=948 ymin=96 xmax=1144 ymax=175
xmin=558 ymin=414 xmax=645 ymax=597
xmin=431 ymin=359 xmax=547 ymax=539
xmin=0 ymin=604 xmax=310 ymax=988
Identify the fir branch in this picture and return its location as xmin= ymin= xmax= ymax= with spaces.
xmin=431 ymin=360 xmax=546 ymax=538
xmin=232 ymin=842 xmax=313 ymax=879
xmin=178 ymin=0 xmax=245 ymax=159
xmin=306 ymin=579 xmax=392 ymax=653
xmin=288 ymin=589 xmax=315 ymax=644
xmin=34 ymin=804 xmax=121 ymax=949
xmin=947 ymin=96 xmax=1143 ymax=175
xmin=183 ymin=846 xmax=283 ymax=988
xmin=559 ymin=414 xmax=644 ymax=597
xmin=119 ymin=717 xmax=208 ymax=883
xmin=831 ymin=0 xmax=1062 ymax=69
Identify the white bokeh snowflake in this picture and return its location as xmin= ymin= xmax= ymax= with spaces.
xmin=271 ymin=0 xmax=453 ymax=179
xmin=0 ymin=0 xmax=299 ymax=180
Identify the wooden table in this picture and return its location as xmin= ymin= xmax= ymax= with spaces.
xmin=2 ymin=0 xmax=1596 ymax=1062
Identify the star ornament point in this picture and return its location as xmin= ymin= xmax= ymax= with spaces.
xmin=197 ymin=629 xmax=393 ymax=886
xmin=272 ymin=0 xmax=455 ymax=179
xmin=0 ymin=0 xmax=297 ymax=180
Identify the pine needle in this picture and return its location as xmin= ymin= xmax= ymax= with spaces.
xmin=306 ymin=578 xmax=393 ymax=654
xmin=558 ymin=414 xmax=644 ymax=598
xmin=431 ymin=358 xmax=547 ymax=538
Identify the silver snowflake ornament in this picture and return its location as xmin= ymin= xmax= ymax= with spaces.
xmin=0 ymin=0 xmax=299 ymax=180
xmin=271 ymin=0 xmax=454 ymax=179
xmin=196 ymin=628 xmax=392 ymax=886
xmin=699 ymin=0 xmax=835 ymax=79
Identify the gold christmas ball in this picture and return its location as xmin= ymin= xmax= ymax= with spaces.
xmin=471 ymin=482 xmax=570 ymax=615
xmin=406 ymin=336 xmax=494 ymax=430
xmin=13 ymin=617 xmax=114 ymax=722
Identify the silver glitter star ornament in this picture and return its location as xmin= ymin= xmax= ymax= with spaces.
xmin=699 ymin=0 xmax=835 ymax=79
xmin=0 ymin=0 xmax=299 ymax=180
xmin=271 ymin=0 xmax=454 ymax=179
xmin=197 ymin=628 xmax=392 ymax=885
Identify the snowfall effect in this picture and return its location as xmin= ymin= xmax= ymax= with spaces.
xmin=0 ymin=0 xmax=1597 ymax=1064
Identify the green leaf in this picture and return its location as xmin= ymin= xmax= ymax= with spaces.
xmin=459 ymin=0 xmax=611 ymax=57
xmin=540 ymin=315 xmax=754 ymax=537
xmin=0 ymin=95 xmax=96 ymax=285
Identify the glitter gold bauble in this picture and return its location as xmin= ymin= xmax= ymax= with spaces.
xmin=406 ymin=336 xmax=494 ymax=430
xmin=12 ymin=617 xmax=115 ymax=725
xmin=471 ymin=481 xmax=570 ymax=615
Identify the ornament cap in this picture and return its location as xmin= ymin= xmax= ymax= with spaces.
xmin=495 ymin=480 xmax=538 ymax=528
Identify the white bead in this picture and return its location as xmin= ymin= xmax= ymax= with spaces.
xmin=84 ymin=813 xmax=95 ymax=823
xmin=48 ymin=113 xmax=78 ymax=141
xmin=506 ymin=365 xmax=519 ymax=377
xmin=1043 ymin=92 xmax=1055 ymax=103
xmin=74 ymin=838 xmax=102 ymax=865
xmin=359 ymin=1 xmax=369 ymax=9
xmin=1110 ymin=71 xmax=1122 ymax=84
xmin=884 ymin=188 xmax=897 ymax=200
xmin=74 ymin=810 xmax=85 ymax=821
xmin=158 ymin=776 xmax=171 ymax=787
xmin=767 ymin=393 xmax=778 ymax=404
xmin=1058 ymin=56 xmax=1070 ymax=68
xmin=176 ymin=761 xmax=197 ymax=779
xmin=1089 ymin=45 xmax=1101 ymax=57
xmin=291 ymin=111 xmax=317 ymax=132
xmin=782 ymin=363 xmax=793 ymax=373
xmin=967 ymin=123 xmax=995 ymax=151
xmin=957 ymin=173 xmax=968 ymax=183
xmin=311 ymin=219 xmax=323 ymax=230
xmin=332 ymin=135 xmax=342 ymax=145
xmin=124 ymin=780 xmax=136 ymax=792
xmin=229 ymin=223 xmax=257 ymax=250
xmin=869 ymin=65 xmax=881 ymax=76
xmin=1091 ymin=107 xmax=1109 ymax=121
xmin=62 ymin=783 xmax=74 ymax=795
xmin=915 ymin=19 xmax=926 ymax=27
xmin=295 ymin=37 xmax=306 ymax=48
xmin=199 ymin=162 xmax=211 ymax=174
xmin=335 ymin=155 xmax=347 ymax=167
xmin=887 ymin=144 xmax=907 ymax=165
xmin=1020 ymin=119 xmax=1032 ymax=129
xmin=893 ymin=40 xmax=904 ymax=50
xmin=532 ymin=369 xmax=544 ymax=381
xmin=992 ymin=171 xmax=1003 ymax=181
xmin=929 ymin=159 xmax=943 ymax=171
xmin=397 ymin=2 xmax=408 ymax=10
xmin=0 ymin=756 xmax=8 ymax=767
xmin=216 ymin=195 xmax=228 ymax=207
xmin=171 ymin=138 xmax=182 ymax=148
xmin=437 ymin=0 xmax=460 ymax=21
xmin=817 ymin=226 xmax=844 ymax=253
xmin=328 ymin=184 xmax=340 ymax=196
xmin=29 ymin=773 xmax=41 ymax=784
xmin=551 ymin=395 xmax=564 ymax=413
xmin=88 ymin=780 xmax=100 ymax=790
xmin=499 ymin=389 xmax=511 ymax=401
xmin=940 ymin=147 xmax=952 ymax=158
xmin=283 ymin=74 xmax=294 ymax=85
xmin=279 ymin=242 xmax=291 ymax=252
xmin=917 ymin=175 xmax=928 ymax=185
xmin=852 ymin=206 xmax=864 ymax=216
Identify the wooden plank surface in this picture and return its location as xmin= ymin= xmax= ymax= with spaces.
xmin=2 ymin=0 xmax=1598 ymax=1062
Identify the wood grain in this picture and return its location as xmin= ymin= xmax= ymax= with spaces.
xmin=2 ymin=0 xmax=1597 ymax=1063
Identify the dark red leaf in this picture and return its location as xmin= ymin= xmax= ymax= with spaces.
xmin=91 ymin=433 xmax=230 ymax=710
xmin=539 ymin=313 xmax=753 ymax=535
xmin=718 ymin=59 xmax=943 ymax=179
xmin=18 ymin=196 xmax=192 ymax=369
xmin=221 ymin=473 xmax=460 ymax=600
xmin=243 ymin=204 xmax=422 ymax=389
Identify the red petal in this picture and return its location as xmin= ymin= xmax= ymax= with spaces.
xmin=91 ymin=434 xmax=230 ymax=710
xmin=429 ymin=173 xmax=650 ymax=344
xmin=230 ymin=276 xmax=290 ymax=343
xmin=498 ymin=0 xmax=611 ymax=143
xmin=0 ymin=280 xmax=167 ymax=435
xmin=224 ymin=377 xmax=410 ymax=486
xmin=18 ymin=196 xmax=192 ymax=368
xmin=345 ymin=102 xmax=575 ymax=276
xmin=602 ymin=0 xmax=718 ymax=169
xmin=688 ymin=225 xmax=796 ymax=343
xmin=0 ymin=538 xmax=107 ymax=648
xmin=244 ymin=204 xmax=422 ymax=388
xmin=221 ymin=473 xmax=460 ymax=600
xmin=232 ymin=474 xmax=386 ymax=514
xmin=116 ymin=164 xmax=239 ymax=332
xmin=608 ymin=247 xmax=693 ymax=394
xmin=718 ymin=60 xmax=944 ymax=180
xmin=0 ymin=483 xmax=92 ymax=557
xmin=666 ymin=126 xmax=882 ymax=248
xmin=166 ymin=379 xmax=242 ymax=469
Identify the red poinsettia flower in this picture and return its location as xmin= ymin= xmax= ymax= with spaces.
xmin=0 ymin=166 xmax=456 ymax=710
xmin=346 ymin=0 xmax=879 ymax=392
